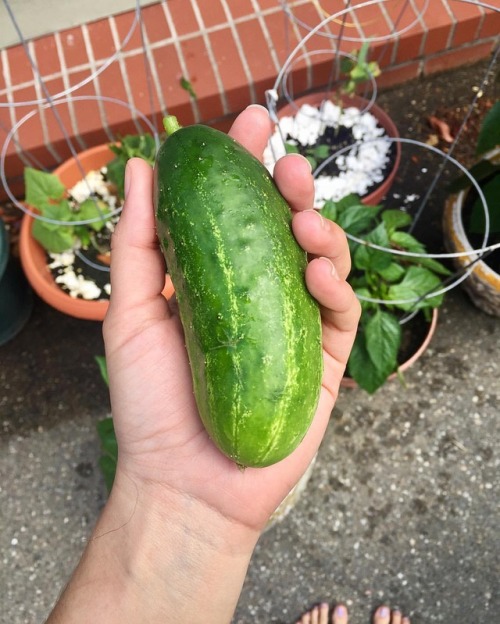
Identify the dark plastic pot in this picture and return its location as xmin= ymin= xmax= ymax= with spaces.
xmin=0 ymin=219 xmax=33 ymax=346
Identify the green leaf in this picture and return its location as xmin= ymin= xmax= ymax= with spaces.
xmin=96 ymin=416 xmax=118 ymax=492
xmin=354 ymin=222 xmax=392 ymax=272
xmin=180 ymin=76 xmax=197 ymax=99
xmin=387 ymin=266 xmax=444 ymax=310
xmin=389 ymin=230 xmax=426 ymax=253
xmin=24 ymin=167 xmax=65 ymax=209
xmin=34 ymin=199 xmax=74 ymax=229
xmin=320 ymin=200 xmax=336 ymax=222
xmin=382 ymin=209 xmax=413 ymax=233
xmin=99 ymin=455 xmax=117 ymax=492
xmin=106 ymin=157 xmax=126 ymax=199
xmin=78 ymin=198 xmax=111 ymax=231
xmin=365 ymin=309 xmax=401 ymax=376
xmin=377 ymin=262 xmax=406 ymax=283
xmin=405 ymin=254 xmax=451 ymax=276
xmin=95 ymin=355 xmax=109 ymax=386
xmin=32 ymin=219 xmax=75 ymax=253
xmin=337 ymin=204 xmax=380 ymax=236
xmin=347 ymin=331 xmax=394 ymax=394
xmin=310 ymin=143 xmax=330 ymax=160
xmin=476 ymin=101 xmax=500 ymax=156
xmin=284 ymin=142 xmax=300 ymax=154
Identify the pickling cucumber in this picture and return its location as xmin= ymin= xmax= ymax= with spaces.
xmin=154 ymin=116 xmax=322 ymax=467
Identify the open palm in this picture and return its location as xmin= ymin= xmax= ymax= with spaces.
xmin=103 ymin=105 xmax=360 ymax=533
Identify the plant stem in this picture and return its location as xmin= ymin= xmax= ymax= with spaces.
xmin=163 ymin=116 xmax=182 ymax=136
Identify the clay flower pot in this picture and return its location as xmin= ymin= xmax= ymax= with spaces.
xmin=19 ymin=144 xmax=172 ymax=321
xmin=271 ymin=91 xmax=401 ymax=206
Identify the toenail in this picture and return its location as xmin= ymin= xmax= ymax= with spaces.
xmin=334 ymin=605 xmax=346 ymax=616
xmin=379 ymin=606 xmax=390 ymax=617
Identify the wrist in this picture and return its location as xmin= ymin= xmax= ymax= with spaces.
xmin=48 ymin=468 xmax=259 ymax=624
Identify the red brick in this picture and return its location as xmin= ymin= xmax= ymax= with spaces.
xmin=197 ymin=0 xmax=227 ymax=29
xmin=263 ymin=10 xmax=301 ymax=66
xmin=424 ymin=41 xmax=495 ymax=75
xmin=112 ymin=11 xmax=143 ymax=52
xmin=33 ymin=36 xmax=61 ymax=79
xmin=349 ymin=1 xmax=392 ymax=41
xmin=446 ymin=0 xmax=483 ymax=47
xmin=152 ymin=43 xmax=196 ymax=125
xmin=59 ymin=27 xmax=89 ymax=69
xmin=420 ymin=0 xmax=453 ymax=55
xmin=384 ymin=0 xmax=425 ymax=64
xmin=208 ymin=27 xmax=252 ymax=113
xmin=478 ymin=8 xmax=500 ymax=39
xmin=6 ymin=45 xmax=34 ymax=87
xmin=236 ymin=18 xmax=277 ymax=85
xmin=179 ymin=36 xmax=224 ymax=120
xmin=224 ymin=0 xmax=255 ymax=20
xmin=124 ymin=54 xmax=161 ymax=119
xmin=165 ymin=0 xmax=199 ymax=37
xmin=376 ymin=60 xmax=422 ymax=90
xmin=87 ymin=19 xmax=116 ymax=62
xmin=141 ymin=3 xmax=172 ymax=43
xmin=95 ymin=58 xmax=128 ymax=103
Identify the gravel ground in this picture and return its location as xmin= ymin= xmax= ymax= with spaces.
xmin=1 ymin=59 xmax=499 ymax=624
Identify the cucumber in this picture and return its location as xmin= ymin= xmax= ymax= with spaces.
xmin=154 ymin=116 xmax=323 ymax=467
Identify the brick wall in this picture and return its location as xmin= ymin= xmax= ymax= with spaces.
xmin=0 ymin=0 xmax=498 ymax=200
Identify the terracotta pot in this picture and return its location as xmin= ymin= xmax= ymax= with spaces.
xmin=341 ymin=307 xmax=439 ymax=389
xmin=19 ymin=144 xmax=173 ymax=321
xmin=276 ymin=91 xmax=401 ymax=206
xmin=443 ymin=148 xmax=500 ymax=317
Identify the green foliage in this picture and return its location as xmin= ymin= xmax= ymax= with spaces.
xmin=180 ymin=76 xmax=198 ymax=100
xmin=322 ymin=194 xmax=450 ymax=393
xmin=107 ymin=133 xmax=157 ymax=199
xmin=340 ymin=42 xmax=381 ymax=96
xmin=24 ymin=133 xmax=157 ymax=254
xmin=94 ymin=356 xmax=117 ymax=493
xmin=24 ymin=167 xmax=112 ymax=253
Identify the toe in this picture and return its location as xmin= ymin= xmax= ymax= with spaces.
xmin=373 ymin=605 xmax=391 ymax=624
xmin=391 ymin=609 xmax=402 ymax=624
xmin=332 ymin=603 xmax=348 ymax=624
xmin=402 ymin=617 xmax=411 ymax=624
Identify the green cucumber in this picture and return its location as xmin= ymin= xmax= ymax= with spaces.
xmin=154 ymin=116 xmax=323 ymax=467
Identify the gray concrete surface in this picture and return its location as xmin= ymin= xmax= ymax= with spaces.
xmin=1 ymin=60 xmax=499 ymax=623
xmin=0 ymin=0 xmax=157 ymax=48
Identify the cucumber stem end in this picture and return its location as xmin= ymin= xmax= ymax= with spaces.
xmin=163 ymin=116 xmax=182 ymax=136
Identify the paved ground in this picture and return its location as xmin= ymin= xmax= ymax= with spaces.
xmin=1 ymin=60 xmax=499 ymax=623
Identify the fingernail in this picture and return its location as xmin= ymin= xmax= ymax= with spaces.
xmin=305 ymin=208 xmax=324 ymax=227
xmin=246 ymin=103 xmax=269 ymax=114
xmin=320 ymin=256 xmax=339 ymax=280
xmin=290 ymin=152 xmax=313 ymax=172
xmin=124 ymin=161 xmax=132 ymax=200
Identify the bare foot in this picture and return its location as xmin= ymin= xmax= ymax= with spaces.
xmin=295 ymin=603 xmax=411 ymax=624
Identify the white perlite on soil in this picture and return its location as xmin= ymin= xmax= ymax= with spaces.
xmin=264 ymin=100 xmax=393 ymax=207
xmin=48 ymin=167 xmax=118 ymax=301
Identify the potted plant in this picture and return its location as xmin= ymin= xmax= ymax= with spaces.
xmin=443 ymin=100 xmax=500 ymax=317
xmin=321 ymin=194 xmax=450 ymax=393
xmin=19 ymin=134 xmax=162 ymax=321
xmin=265 ymin=43 xmax=401 ymax=207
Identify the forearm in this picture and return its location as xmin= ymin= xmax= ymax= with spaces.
xmin=46 ymin=471 xmax=259 ymax=624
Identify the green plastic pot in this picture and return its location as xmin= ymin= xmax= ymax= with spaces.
xmin=0 ymin=219 xmax=33 ymax=346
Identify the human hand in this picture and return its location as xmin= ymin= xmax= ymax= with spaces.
xmin=103 ymin=104 xmax=360 ymax=534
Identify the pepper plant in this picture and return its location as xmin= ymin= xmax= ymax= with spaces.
xmin=321 ymin=194 xmax=450 ymax=393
